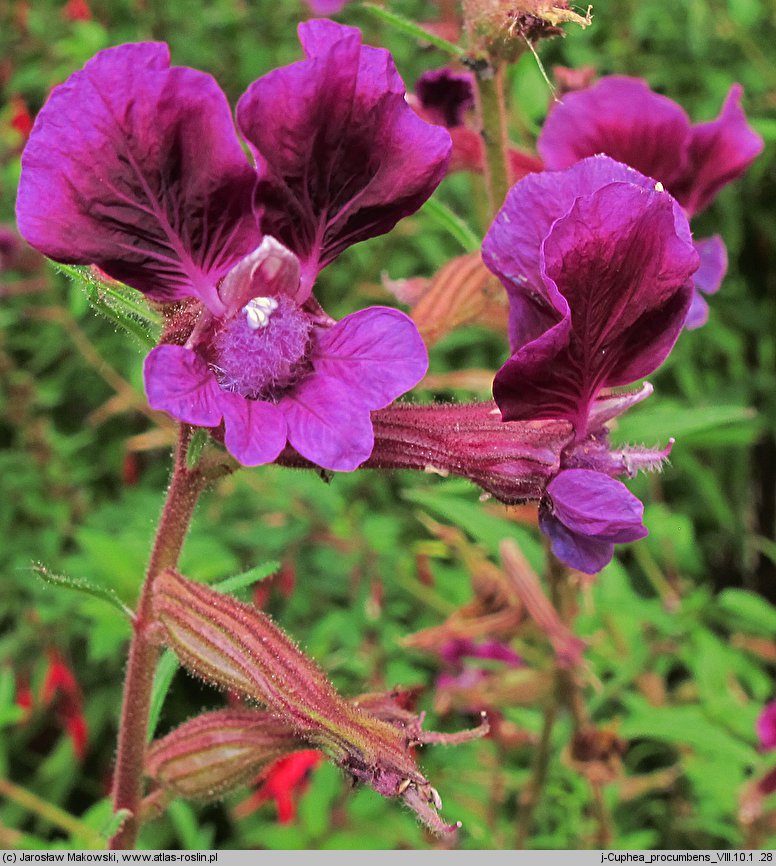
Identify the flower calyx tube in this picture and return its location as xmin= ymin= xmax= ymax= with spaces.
xmin=151 ymin=569 xmax=488 ymax=834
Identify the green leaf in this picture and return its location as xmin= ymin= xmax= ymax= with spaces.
xmin=613 ymin=399 xmax=758 ymax=445
xmin=147 ymin=649 xmax=180 ymax=742
xmin=421 ymin=197 xmax=481 ymax=253
xmin=186 ymin=428 xmax=209 ymax=470
xmin=715 ymin=588 xmax=776 ymax=636
xmin=54 ymin=263 xmax=161 ymax=349
xmin=212 ymin=560 xmax=280 ymax=595
xmin=360 ymin=3 xmax=465 ymax=56
xmin=32 ymin=563 xmax=134 ymax=620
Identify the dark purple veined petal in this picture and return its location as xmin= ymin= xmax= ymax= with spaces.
xmin=493 ymin=181 xmax=697 ymax=434
xmin=538 ymin=76 xmax=693 ymax=189
xmin=16 ymin=43 xmax=260 ymax=315
xmin=279 ymin=373 xmax=375 ymax=471
xmin=482 ymin=156 xmax=656 ymax=352
xmin=236 ymin=20 xmax=450 ymax=290
xmin=672 ymin=84 xmax=764 ymax=217
xmin=312 ymin=307 xmax=428 ymax=409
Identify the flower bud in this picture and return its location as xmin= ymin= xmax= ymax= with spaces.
xmin=146 ymin=709 xmax=299 ymax=800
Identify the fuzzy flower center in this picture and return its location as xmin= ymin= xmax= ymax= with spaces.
xmin=213 ymin=295 xmax=312 ymax=400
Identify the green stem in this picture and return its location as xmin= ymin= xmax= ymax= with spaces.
xmin=0 ymin=777 xmax=103 ymax=847
xmin=109 ymin=426 xmax=218 ymax=849
xmin=475 ymin=63 xmax=511 ymax=216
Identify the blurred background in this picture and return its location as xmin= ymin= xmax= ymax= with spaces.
xmin=1 ymin=0 xmax=776 ymax=850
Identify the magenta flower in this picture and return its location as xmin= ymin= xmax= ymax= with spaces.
xmin=538 ymin=77 xmax=763 ymax=328
xmin=16 ymin=24 xmax=449 ymax=471
xmin=757 ymin=701 xmax=776 ymax=752
xmin=305 ymin=0 xmax=348 ymax=14
xmin=414 ymin=68 xmax=476 ymax=129
xmin=483 ymin=156 xmax=699 ymax=572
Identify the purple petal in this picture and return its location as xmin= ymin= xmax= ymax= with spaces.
xmin=538 ymin=76 xmax=692 ymax=189
xmin=219 ymin=392 xmax=287 ymax=467
xmin=414 ymin=68 xmax=475 ymax=128
xmin=493 ymin=181 xmax=696 ymax=432
xmin=16 ymin=43 xmax=259 ymax=315
xmin=546 ymin=469 xmax=647 ymax=543
xmin=757 ymin=701 xmax=776 ymax=752
xmin=482 ymin=156 xmax=655 ymax=352
xmin=539 ymin=510 xmax=615 ymax=575
xmin=280 ymin=374 xmax=375 ymax=471
xmin=236 ymin=21 xmax=450 ymax=286
xmin=685 ymin=292 xmax=710 ymax=331
xmin=672 ymin=85 xmax=764 ymax=217
xmin=306 ymin=0 xmax=348 ymax=13
xmin=144 ymin=345 xmax=224 ymax=426
xmin=313 ymin=307 xmax=428 ymax=410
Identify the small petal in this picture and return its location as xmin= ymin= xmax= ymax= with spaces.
xmin=16 ymin=43 xmax=259 ymax=314
xmin=313 ymin=307 xmax=428 ymax=409
xmin=218 ymin=237 xmax=304 ymax=314
xmin=144 ymin=345 xmax=223 ymax=427
xmin=237 ymin=21 xmax=450 ymax=282
xmin=539 ymin=510 xmax=615 ymax=575
xmin=547 ymin=469 xmax=647 ymax=543
xmin=280 ymin=374 xmax=375 ymax=471
xmin=219 ymin=392 xmax=287 ymax=467
xmin=538 ymin=76 xmax=693 ymax=189
xmin=673 ymin=84 xmax=764 ymax=217
xmin=694 ymin=235 xmax=728 ymax=296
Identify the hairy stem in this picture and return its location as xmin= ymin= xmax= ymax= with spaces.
xmin=109 ymin=426 xmax=222 ymax=849
xmin=475 ymin=63 xmax=511 ymax=216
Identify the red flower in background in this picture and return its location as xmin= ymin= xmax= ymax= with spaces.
xmin=42 ymin=649 xmax=88 ymax=760
xmin=10 ymin=95 xmax=33 ymax=140
xmin=63 ymin=0 xmax=92 ymax=21
xmin=234 ymin=750 xmax=323 ymax=823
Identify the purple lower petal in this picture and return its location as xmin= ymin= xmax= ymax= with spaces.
xmin=539 ymin=510 xmax=615 ymax=575
xmin=280 ymin=374 xmax=374 ymax=471
xmin=313 ymin=307 xmax=428 ymax=409
xmin=144 ymin=345 xmax=223 ymax=426
xmin=218 ymin=392 xmax=287 ymax=467
xmin=547 ymin=469 xmax=647 ymax=543
xmin=693 ymin=235 xmax=728 ymax=297
xmin=685 ymin=291 xmax=710 ymax=330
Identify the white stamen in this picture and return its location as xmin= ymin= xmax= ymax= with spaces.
xmin=243 ymin=296 xmax=279 ymax=330
xmin=655 ymin=181 xmax=665 ymax=192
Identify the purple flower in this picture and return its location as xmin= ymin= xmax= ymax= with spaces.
xmin=16 ymin=25 xmax=449 ymax=471
xmin=537 ymin=77 xmax=763 ymax=328
xmin=305 ymin=0 xmax=348 ymax=14
xmin=483 ymin=156 xmax=698 ymax=572
xmin=145 ymin=237 xmax=427 ymax=470
xmin=757 ymin=701 xmax=776 ymax=752
xmin=414 ymin=68 xmax=475 ymax=128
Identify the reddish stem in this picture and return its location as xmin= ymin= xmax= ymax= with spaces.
xmin=109 ymin=426 xmax=210 ymax=849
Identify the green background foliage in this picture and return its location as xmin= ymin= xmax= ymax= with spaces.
xmin=1 ymin=0 xmax=776 ymax=850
